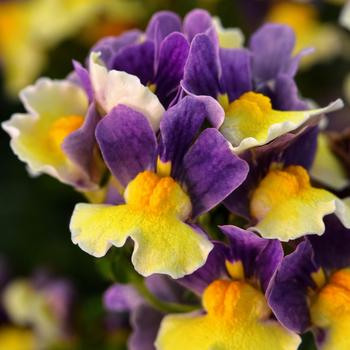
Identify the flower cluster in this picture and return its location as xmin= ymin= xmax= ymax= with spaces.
xmin=3 ymin=8 xmax=350 ymax=350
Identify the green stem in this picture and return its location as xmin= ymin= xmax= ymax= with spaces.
xmin=131 ymin=275 xmax=198 ymax=314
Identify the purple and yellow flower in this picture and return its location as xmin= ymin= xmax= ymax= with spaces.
xmin=182 ymin=24 xmax=342 ymax=153
xmin=2 ymin=78 xmax=102 ymax=190
xmin=225 ymin=127 xmax=350 ymax=241
xmin=155 ymin=226 xmax=300 ymax=350
xmin=268 ymin=214 xmax=350 ymax=349
xmin=0 ymin=272 xmax=74 ymax=349
xmin=70 ymin=97 xmax=248 ymax=278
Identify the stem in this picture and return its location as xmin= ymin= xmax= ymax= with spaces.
xmin=131 ymin=275 xmax=198 ymax=314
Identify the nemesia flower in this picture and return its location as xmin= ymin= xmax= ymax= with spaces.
xmin=225 ymin=127 xmax=350 ymax=241
xmin=155 ymin=227 xmax=301 ymax=350
xmin=70 ymin=97 xmax=248 ymax=278
xmin=182 ymin=24 xmax=342 ymax=153
xmin=2 ymin=78 xmax=102 ymax=190
xmin=340 ymin=0 xmax=350 ymax=29
xmin=0 ymin=272 xmax=74 ymax=349
xmin=268 ymin=215 xmax=350 ymax=350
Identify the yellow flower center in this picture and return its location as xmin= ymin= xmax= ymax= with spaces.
xmin=311 ymin=269 xmax=350 ymax=337
xmin=250 ymin=165 xmax=311 ymax=221
xmin=48 ymin=115 xmax=84 ymax=152
xmin=124 ymin=170 xmax=192 ymax=219
xmin=202 ymin=280 xmax=271 ymax=322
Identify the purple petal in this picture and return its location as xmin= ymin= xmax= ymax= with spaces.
xmin=159 ymin=96 xmax=209 ymax=178
xmin=178 ymin=242 xmax=229 ymax=295
xmin=72 ymin=60 xmax=93 ymax=102
xmin=182 ymin=33 xmax=220 ymax=98
xmin=129 ymin=304 xmax=163 ymax=350
xmin=267 ymin=241 xmax=319 ymax=333
xmin=90 ymin=30 xmax=141 ymax=69
xmin=62 ymin=103 xmax=101 ymax=184
xmin=219 ymin=48 xmax=253 ymax=102
xmin=182 ymin=128 xmax=249 ymax=218
xmin=267 ymin=74 xmax=308 ymax=111
xmin=183 ymin=9 xmax=213 ymax=42
xmin=95 ymin=105 xmax=157 ymax=187
xmin=250 ymin=24 xmax=296 ymax=83
xmin=308 ymin=214 xmax=350 ymax=271
xmin=112 ymin=40 xmax=155 ymax=86
xmin=104 ymin=283 xmax=144 ymax=312
xmin=220 ymin=226 xmax=283 ymax=291
xmin=146 ymin=11 xmax=182 ymax=57
xmin=154 ymin=32 xmax=190 ymax=107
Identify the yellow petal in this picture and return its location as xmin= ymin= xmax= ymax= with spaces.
xmin=156 ymin=280 xmax=300 ymax=350
xmin=1 ymin=79 xmax=94 ymax=189
xmin=250 ymin=165 xmax=350 ymax=241
xmin=71 ymin=171 xmax=213 ymax=278
xmin=0 ymin=327 xmax=36 ymax=350
xmin=220 ymin=92 xmax=343 ymax=153
xmin=310 ymin=133 xmax=349 ymax=190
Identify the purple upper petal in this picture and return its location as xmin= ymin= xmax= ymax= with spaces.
xmin=182 ymin=128 xmax=249 ymax=218
xmin=146 ymin=11 xmax=182 ymax=56
xmin=104 ymin=283 xmax=144 ymax=312
xmin=72 ymin=60 xmax=93 ymax=102
xmin=154 ymin=32 xmax=190 ymax=107
xmin=90 ymin=30 xmax=141 ymax=69
xmin=159 ymin=96 xmax=209 ymax=178
xmin=178 ymin=242 xmax=229 ymax=295
xmin=146 ymin=275 xmax=184 ymax=303
xmin=112 ymin=40 xmax=155 ymax=86
xmin=62 ymin=103 xmax=101 ymax=185
xmin=308 ymin=214 xmax=350 ymax=271
xmin=219 ymin=48 xmax=253 ymax=102
xmin=182 ymin=33 xmax=220 ymax=98
xmin=183 ymin=9 xmax=213 ymax=42
xmin=267 ymin=74 xmax=308 ymax=111
xmin=267 ymin=241 xmax=319 ymax=333
xmin=250 ymin=24 xmax=296 ymax=83
xmin=220 ymin=225 xmax=283 ymax=291
xmin=95 ymin=105 xmax=157 ymax=187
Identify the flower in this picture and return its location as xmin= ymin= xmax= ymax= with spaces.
xmin=225 ymin=127 xmax=350 ymax=241
xmin=268 ymin=214 xmax=350 ymax=350
xmin=70 ymin=96 xmax=248 ymax=278
xmin=155 ymin=226 xmax=300 ymax=350
xmin=2 ymin=78 xmax=102 ymax=190
xmin=182 ymin=24 xmax=342 ymax=153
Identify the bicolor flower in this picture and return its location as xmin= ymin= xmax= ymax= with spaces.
xmin=70 ymin=97 xmax=248 ymax=278
xmin=2 ymin=273 xmax=74 ymax=347
xmin=225 ymin=126 xmax=350 ymax=241
xmin=268 ymin=214 xmax=350 ymax=350
xmin=155 ymin=226 xmax=301 ymax=350
xmin=182 ymin=26 xmax=342 ymax=153
xmin=104 ymin=275 xmax=190 ymax=350
xmin=2 ymin=78 xmax=102 ymax=190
